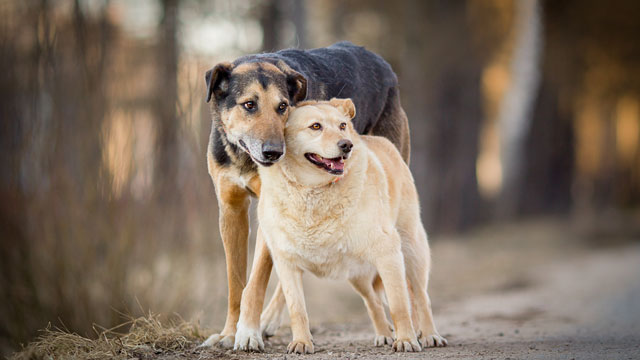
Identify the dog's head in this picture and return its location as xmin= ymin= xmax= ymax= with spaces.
xmin=281 ymin=98 xmax=357 ymax=186
xmin=205 ymin=60 xmax=307 ymax=166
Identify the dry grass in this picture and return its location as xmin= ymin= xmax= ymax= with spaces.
xmin=11 ymin=312 xmax=209 ymax=360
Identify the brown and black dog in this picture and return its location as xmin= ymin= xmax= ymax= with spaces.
xmin=201 ymin=42 xmax=410 ymax=350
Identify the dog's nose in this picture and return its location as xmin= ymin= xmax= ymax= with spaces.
xmin=262 ymin=141 xmax=284 ymax=161
xmin=338 ymin=139 xmax=353 ymax=153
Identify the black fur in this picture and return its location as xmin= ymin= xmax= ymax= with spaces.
xmin=232 ymin=42 xmax=398 ymax=135
xmin=209 ymin=121 xmax=231 ymax=166
xmin=207 ymin=119 xmax=255 ymax=175
xmin=206 ymin=63 xmax=232 ymax=102
xmin=206 ymin=41 xmax=403 ymax=173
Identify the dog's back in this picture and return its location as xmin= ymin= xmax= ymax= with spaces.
xmin=234 ymin=42 xmax=410 ymax=161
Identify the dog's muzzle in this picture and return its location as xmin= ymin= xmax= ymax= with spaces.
xmin=338 ymin=139 xmax=353 ymax=154
xmin=239 ymin=138 xmax=285 ymax=166
xmin=262 ymin=141 xmax=284 ymax=162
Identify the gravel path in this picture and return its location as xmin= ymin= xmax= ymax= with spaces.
xmin=194 ymin=221 xmax=640 ymax=359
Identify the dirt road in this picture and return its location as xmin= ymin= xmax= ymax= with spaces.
xmin=195 ymin=220 xmax=640 ymax=359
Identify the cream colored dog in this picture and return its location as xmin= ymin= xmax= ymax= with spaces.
xmin=240 ymin=98 xmax=446 ymax=354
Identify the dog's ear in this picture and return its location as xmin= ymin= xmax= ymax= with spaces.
xmin=287 ymin=71 xmax=307 ymax=104
xmin=276 ymin=60 xmax=307 ymax=104
xmin=205 ymin=62 xmax=233 ymax=103
xmin=329 ymin=98 xmax=356 ymax=119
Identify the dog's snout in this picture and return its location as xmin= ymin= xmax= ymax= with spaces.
xmin=338 ymin=139 xmax=353 ymax=153
xmin=262 ymin=141 xmax=284 ymax=162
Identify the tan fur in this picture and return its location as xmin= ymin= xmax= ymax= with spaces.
xmin=232 ymin=62 xmax=260 ymax=74
xmin=203 ymin=63 xmax=295 ymax=349
xmin=235 ymin=100 xmax=447 ymax=354
xmin=204 ymin=60 xmax=409 ymax=352
xmin=221 ymin=83 xmax=288 ymax=159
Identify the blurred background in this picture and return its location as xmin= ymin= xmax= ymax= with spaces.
xmin=1 ymin=0 xmax=639 ymax=356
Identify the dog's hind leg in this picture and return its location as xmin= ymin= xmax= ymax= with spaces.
xmin=260 ymin=282 xmax=286 ymax=338
xmin=407 ymin=279 xmax=421 ymax=337
xmin=372 ymin=274 xmax=394 ymax=332
xmin=201 ymin=178 xmax=250 ymax=349
xmin=403 ymin=227 xmax=448 ymax=349
xmin=350 ymin=275 xmax=394 ymax=346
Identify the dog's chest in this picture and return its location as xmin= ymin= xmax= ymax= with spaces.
xmin=261 ymin=170 xmax=375 ymax=280
xmin=301 ymin=252 xmax=373 ymax=280
xmin=281 ymin=238 xmax=373 ymax=280
xmin=224 ymin=167 xmax=258 ymax=194
xmin=273 ymin=217 xmax=374 ymax=280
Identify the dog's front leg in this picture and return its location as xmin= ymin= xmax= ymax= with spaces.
xmin=234 ymin=228 xmax=273 ymax=351
xmin=275 ymin=260 xmax=314 ymax=354
xmin=202 ymin=180 xmax=250 ymax=348
xmin=373 ymin=233 xmax=421 ymax=352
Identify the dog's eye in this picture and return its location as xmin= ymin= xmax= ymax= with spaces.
xmin=339 ymin=122 xmax=347 ymax=130
xmin=278 ymin=102 xmax=288 ymax=113
xmin=243 ymin=101 xmax=256 ymax=111
xmin=310 ymin=123 xmax=322 ymax=130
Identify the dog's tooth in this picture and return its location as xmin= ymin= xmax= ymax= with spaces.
xmin=339 ymin=158 xmax=344 ymax=163
xmin=329 ymin=162 xmax=334 ymax=169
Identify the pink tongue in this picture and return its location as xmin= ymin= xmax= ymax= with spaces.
xmin=321 ymin=157 xmax=344 ymax=171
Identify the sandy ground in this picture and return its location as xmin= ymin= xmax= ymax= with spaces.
xmin=190 ymin=220 xmax=640 ymax=359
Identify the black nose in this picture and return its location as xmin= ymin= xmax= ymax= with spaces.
xmin=262 ymin=141 xmax=284 ymax=161
xmin=338 ymin=139 xmax=353 ymax=153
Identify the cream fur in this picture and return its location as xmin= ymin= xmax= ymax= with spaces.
xmin=253 ymin=99 xmax=447 ymax=354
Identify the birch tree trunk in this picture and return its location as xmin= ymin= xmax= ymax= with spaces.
xmin=497 ymin=0 xmax=543 ymax=217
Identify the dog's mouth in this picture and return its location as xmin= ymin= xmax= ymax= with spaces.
xmin=239 ymin=140 xmax=275 ymax=167
xmin=304 ymin=153 xmax=345 ymax=175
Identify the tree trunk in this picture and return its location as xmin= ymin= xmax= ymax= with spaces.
xmin=520 ymin=80 xmax=574 ymax=215
xmin=290 ymin=0 xmax=307 ymax=48
xmin=155 ymin=0 xmax=179 ymax=204
xmin=402 ymin=0 xmax=484 ymax=234
xmin=497 ymin=0 xmax=543 ymax=217
xmin=260 ymin=0 xmax=282 ymax=51
xmin=519 ymin=1 xmax=575 ymax=216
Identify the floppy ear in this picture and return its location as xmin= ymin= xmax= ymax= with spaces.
xmin=205 ymin=62 xmax=233 ymax=102
xmin=276 ymin=60 xmax=307 ymax=104
xmin=287 ymin=71 xmax=307 ymax=104
xmin=329 ymin=98 xmax=356 ymax=119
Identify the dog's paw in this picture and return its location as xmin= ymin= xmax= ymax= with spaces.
xmin=418 ymin=332 xmax=448 ymax=348
xmin=234 ymin=323 xmax=264 ymax=352
xmin=373 ymin=334 xmax=393 ymax=347
xmin=200 ymin=333 xmax=235 ymax=349
xmin=392 ymin=337 xmax=421 ymax=352
xmin=287 ymin=339 xmax=314 ymax=354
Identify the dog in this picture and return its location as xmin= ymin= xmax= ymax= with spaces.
xmin=249 ymin=98 xmax=447 ymax=354
xmin=202 ymin=42 xmax=410 ymax=349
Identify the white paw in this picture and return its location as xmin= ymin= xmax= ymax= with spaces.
xmin=418 ymin=332 xmax=448 ymax=348
xmin=200 ymin=333 xmax=235 ymax=348
xmin=233 ymin=322 xmax=264 ymax=352
xmin=373 ymin=334 xmax=393 ymax=346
